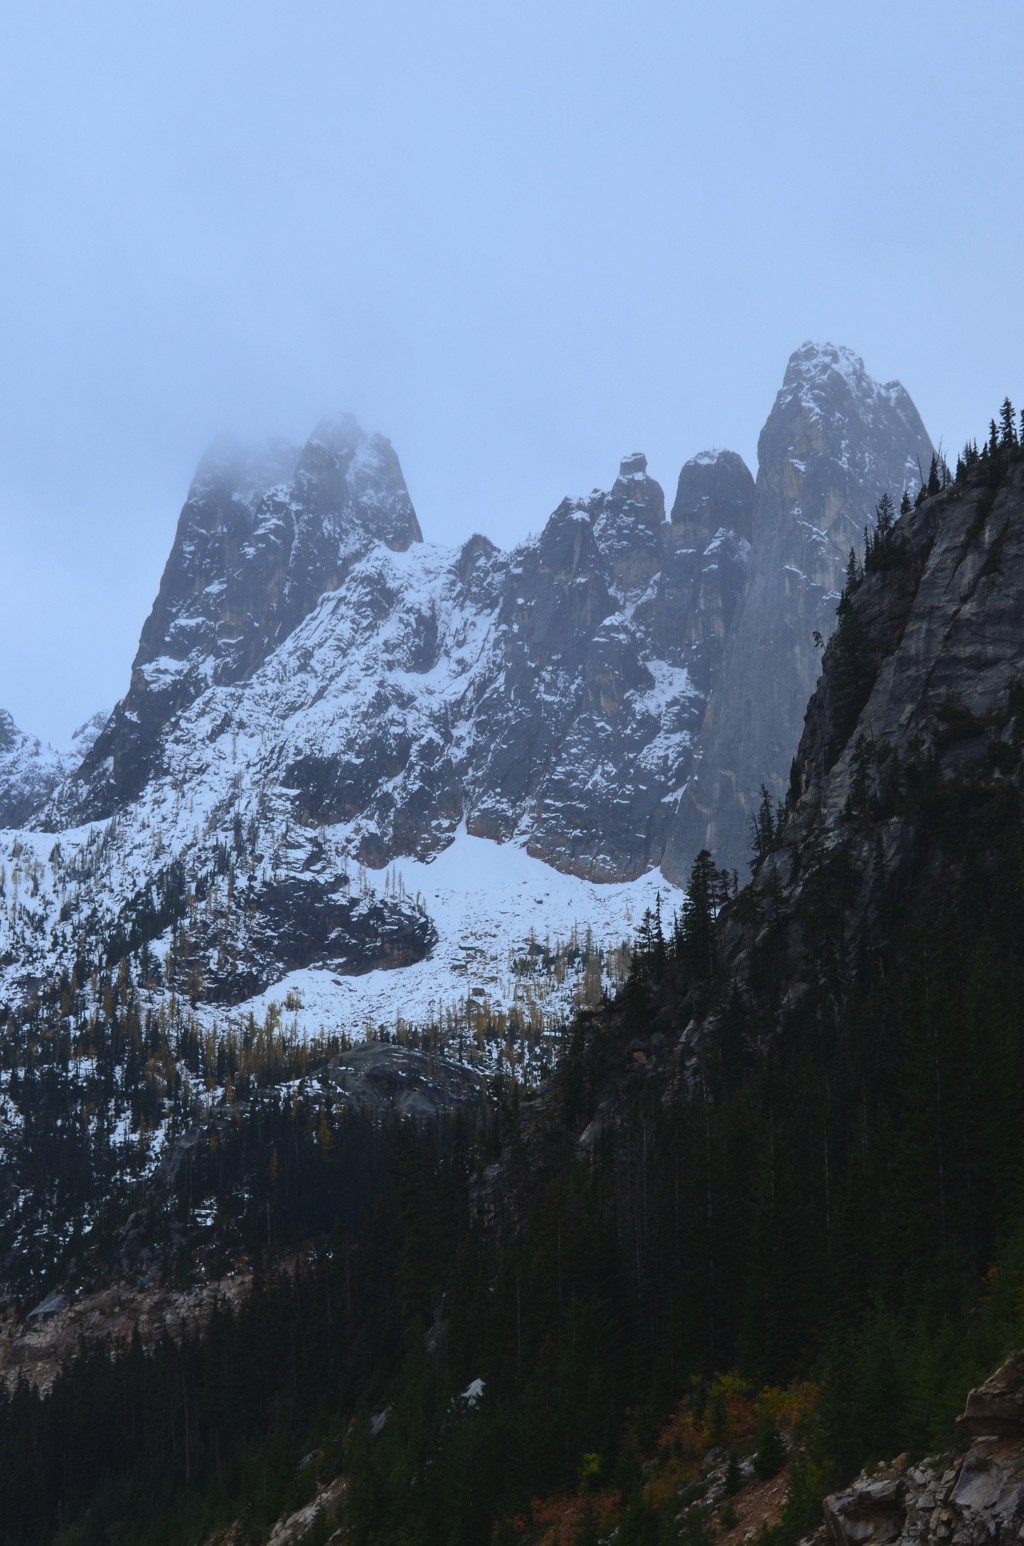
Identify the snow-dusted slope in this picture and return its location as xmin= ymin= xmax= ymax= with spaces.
xmin=0 ymin=343 xmax=934 ymax=1040
xmin=178 ymin=827 xmax=685 ymax=1052
xmin=0 ymin=433 xmax=719 ymax=1033
xmin=53 ymin=432 xmax=751 ymax=884
xmin=0 ymin=708 xmax=106 ymax=828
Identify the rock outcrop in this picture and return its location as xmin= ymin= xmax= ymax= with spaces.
xmin=0 ymin=708 xmax=106 ymax=827
xmin=0 ymin=710 xmax=63 ymax=828
xmin=817 ymin=1353 xmax=1024 ymax=1546
xmin=466 ymin=448 xmax=753 ymax=878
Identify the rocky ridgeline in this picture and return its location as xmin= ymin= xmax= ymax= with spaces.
xmin=51 ymin=433 xmax=756 ymax=883
xmin=0 ymin=345 xmax=934 ymax=1015
xmin=816 ymin=1353 xmax=1024 ymax=1546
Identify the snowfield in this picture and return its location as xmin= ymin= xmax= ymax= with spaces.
xmin=192 ymin=825 xmax=685 ymax=1045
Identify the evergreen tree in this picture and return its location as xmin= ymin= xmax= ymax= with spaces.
xmin=1000 ymin=397 xmax=1017 ymax=447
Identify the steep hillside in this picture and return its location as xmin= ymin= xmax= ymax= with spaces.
xmin=715 ymin=434 xmax=1024 ymax=1025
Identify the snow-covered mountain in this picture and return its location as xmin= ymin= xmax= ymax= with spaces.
xmin=0 ymin=344 xmax=932 ymax=1035
xmin=0 ymin=708 xmax=106 ymax=828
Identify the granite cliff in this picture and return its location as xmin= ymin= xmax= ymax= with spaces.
xmin=667 ymin=342 xmax=933 ymax=875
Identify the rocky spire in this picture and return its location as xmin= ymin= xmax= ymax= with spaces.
xmin=55 ymin=418 xmax=422 ymax=823
xmin=663 ymin=343 xmax=933 ymax=879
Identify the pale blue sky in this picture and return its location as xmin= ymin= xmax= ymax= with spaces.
xmin=2 ymin=0 xmax=1022 ymax=743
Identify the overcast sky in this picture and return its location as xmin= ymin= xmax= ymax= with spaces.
xmin=2 ymin=0 xmax=1022 ymax=744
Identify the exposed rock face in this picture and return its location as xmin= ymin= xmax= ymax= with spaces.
xmin=670 ymin=448 xmax=755 ymax=548
xmin=817 ymin=1353 xmax=1024 ymax=1546
xmin=0 ymin=349 xmax=935 ymax=1015
xmin=667 ymin=343 xmax=933 ymax=878
xmin=465 ymin=449 xmax=753 ymax=878
xmin=59 ymin=417 xmax=422 ymax=820
xmin=185 ymin=873 xmax=437 ymax=1006
xmin=47 ymin=440 xmax=755 ymax=895
xmin=796 ymin=455 xmax=1024 ymax=834
xmin=701 ymin=446 xmax=1024 ymax=1046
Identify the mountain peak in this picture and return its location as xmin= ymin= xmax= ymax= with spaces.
xmin=668 ymin=343 xmax=934 ymax=877
xmin=776 ymin=341 xmax=913 ymax=422
xmin=605 ymin=451 xmax=664 ymax=522
xmin=788 ymin=338 xmax=867 ymax=379
xmin=54 ymin=415 xmax=423 ymax=822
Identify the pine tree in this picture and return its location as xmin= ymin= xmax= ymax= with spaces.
xmin=750 ymin=785 xmax=784 ymax=868
xmin=1000 ymin=397 xmax=1017 ymax=448
xmin=680 ymin=850 xmax=723 ymax=983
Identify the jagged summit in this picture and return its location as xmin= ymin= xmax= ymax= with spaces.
xmin=665 ymin=343 xmax=934 ymax=877
xmin=306 ymin=411 xmax=364 ymax=455
xmin=615 ymin=451 xmax=649 ymax=479
xmin=292 ymin=416 xmax=423 ymax=551
xmin=0 ymin=346 xmax=937 ymax=1028
xmin=54 ymin=415 xmax=423 ymax=822
xmin=605 ymin=450 xmax=665 ymax=521
xmin=0 ymin=708 xmax=107 ymax=828
xmin=768 ymin=341 xmax=928 ymax=496
xmin=781 ymin=339 xmax=906 ymax=401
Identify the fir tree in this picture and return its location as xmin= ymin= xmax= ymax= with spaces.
xmin=1000 ymin=397 xmax=1017 ymax=448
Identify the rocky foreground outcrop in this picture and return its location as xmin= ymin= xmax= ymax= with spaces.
xmin=815 ymin=1353 xmax=1024 ymax=1546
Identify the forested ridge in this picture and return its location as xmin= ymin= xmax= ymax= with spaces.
xmin=2 ymin=416 xmax=1024 ymax=1544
